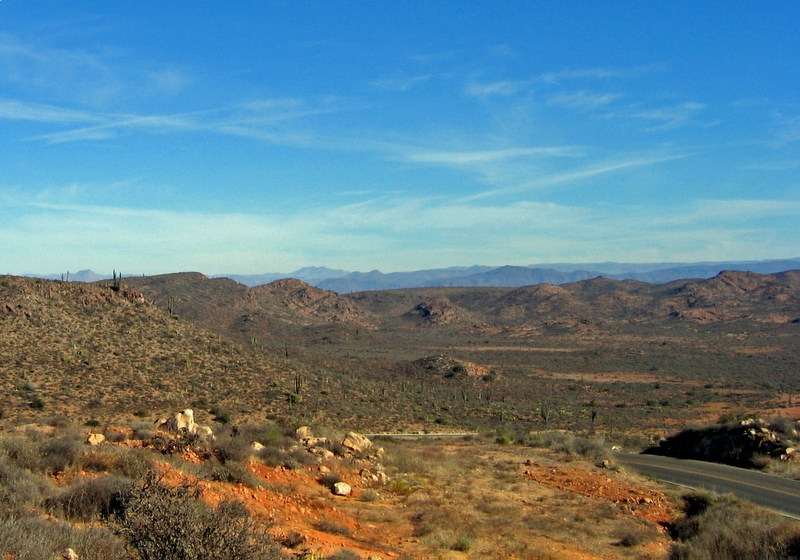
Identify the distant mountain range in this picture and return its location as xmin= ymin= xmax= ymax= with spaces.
xmin=26 ymin=258 xmax=800 ymax=293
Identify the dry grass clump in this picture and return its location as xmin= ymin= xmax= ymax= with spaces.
xmin=527 ymin=431 xmax=611 ymax=462
xmin=669 ymin=491 xmax=800 ymax=559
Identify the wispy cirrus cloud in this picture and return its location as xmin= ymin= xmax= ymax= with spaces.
xmin=547 ymin=91 xmax=622 ymax=110
xmin=2 ymin=96 xmax=347 ymax=144
xmin=464 ymin=80 xmax=522 ymax=97
xmin=401 ymin=146 xmax=584 ymax=165
xmin=0 ymin=99 xmax=105 ymax=124
xmin=631 ymin=102 xmax=706 ymax=130
xmin=369 ymin=75 xmax=430 ymax=91
xmin=538 ymin=64 xmax=663 ymax=84
xmin=0 ymin=32 xmax=192 ymax=106
xmin=465 ymin=152 xmax=697 ymax=200
xmin=4 ymin=190 xmax=797 ymax=274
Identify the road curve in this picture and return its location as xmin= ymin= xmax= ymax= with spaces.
xmin=616 ymin=452 xmax=800 ymax=518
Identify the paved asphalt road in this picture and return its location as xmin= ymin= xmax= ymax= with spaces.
xmin=617 ymin=453 xmax=800 ymax=518
xmin=365 ymin=433 xmax=479 ymax=440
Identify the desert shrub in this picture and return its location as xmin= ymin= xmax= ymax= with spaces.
xmin=46 ymin=416 xmax=72 ymax=429
xmin=327 ymin=551 xmax=359 ymax=560
xmin=0 ymin=517 xmax=130 ymax=560
xmin=280 ymin=530 xmax=305 ymax=549
xmin=212 ymin=410 xmax=232 ymax=424
xmin=0 ymin=431 xmax=84 ymax=474
xmin=45 ymin=475 xmax=131 ymax=521
xmin=282 ymin=447 xmax=319 ymax=470
xmin=119 ymin=473 xmax=283 ymax=559
xmin=528 ymin=431 xmax=610 ymax=460
xmin=312 ymin=519 xmax=351 ymax=536
xmin=213 ymin=433 xmax=254 ymax=464
xmin=130 ymin=422 xmax=154 ymax=441
xmin=111 ymin=448 xmax=156 ymax=480
xmin=451 ymin=536 xmax=473 ymax=551
xmin=0 ymin=435 xmax=44 ymax=472
xmin=103 ymin=429 xmax=129 ymax=443
xmin=751 ymin=453 xmax=773 ymax=470
xmin=201 ymin=458 xmax=257 ymax=487
xmin=388 ymin=479 xmax=414 ymax=496
xmin=318 ymin=471 xmax=343 ymax=490
xmin=238 ymin=422 xmax=285 ymax=448
xmin=78 ymin=451 xmax=117 ymax=473
xmin=769 ymin=417 xmax=797 ymax=436
xmin=669 ymin=491 xmax=800 ymax=559
xmin=571 ymin=436 xmax=610 ymax=461
xmin=617 ymin=530 xmax=645 ymax=547
xmin=256 ymin=446 xmax=285 ymax=468
xmin=39 ymin=434 xmax=84 ymax=473
xmin=0 ymin=456 xmax=54 ymax=516
xmin=360 ymin=489 xmax=380 ymax=502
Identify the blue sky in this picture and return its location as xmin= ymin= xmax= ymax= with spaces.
xmin=1 ymin=2 xmax=798 ymax=275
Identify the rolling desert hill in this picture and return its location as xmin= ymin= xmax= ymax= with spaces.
xmin=2 ymin=269 xmax=799 ymax=436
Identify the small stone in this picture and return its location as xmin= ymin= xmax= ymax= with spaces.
xmin=86 ymin=433 xmax=105 ymax=446
xmin=296 ymin=426 xmax=313 ymax=440
xmin=319 ymin=465 xmax=331 ymax=474
xmin=250 ymin=441 xmax=265 ymax=452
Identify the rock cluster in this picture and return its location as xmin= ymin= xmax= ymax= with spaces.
xmin=644 ymin=417 xmax=800 ymax=468
xmin=411 ymin=355 xmax=491 ymax=379
xmin=155 ymin=409 xmax=213 ymax=438
xmin=408 ymin=296 xmax=464 ymax=325
xmin=291 ymin=426 xmax=389 ymax=491
xmin=289 ymin=425 xmax=332 ymax=460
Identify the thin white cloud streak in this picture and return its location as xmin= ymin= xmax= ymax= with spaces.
xmin=465 ymin=152 xmax=698 ymax=200
xmin=631 ymin=102 xmax=706 ymax=130
xmin=464 ymin=81 xmax=521 ymax=97
xmin=2 ymin=193 xmax=797 ymax=274
xmin=369 ymin=75 xmax=430 ymax=91
xmin=1 ymin=97 xmax=345 ymax=144
xmin=401 ymin=146 xmax=584 ymax=165
xmin=538 ymin=64 xmax=664 ymax=84
xmin=0 ymin=32 xmax=194 ymax=106
xmin=547 ymin=91 xmax=622 ymax=110
xmin=0 ymin=99 xmax=105 ymax=124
